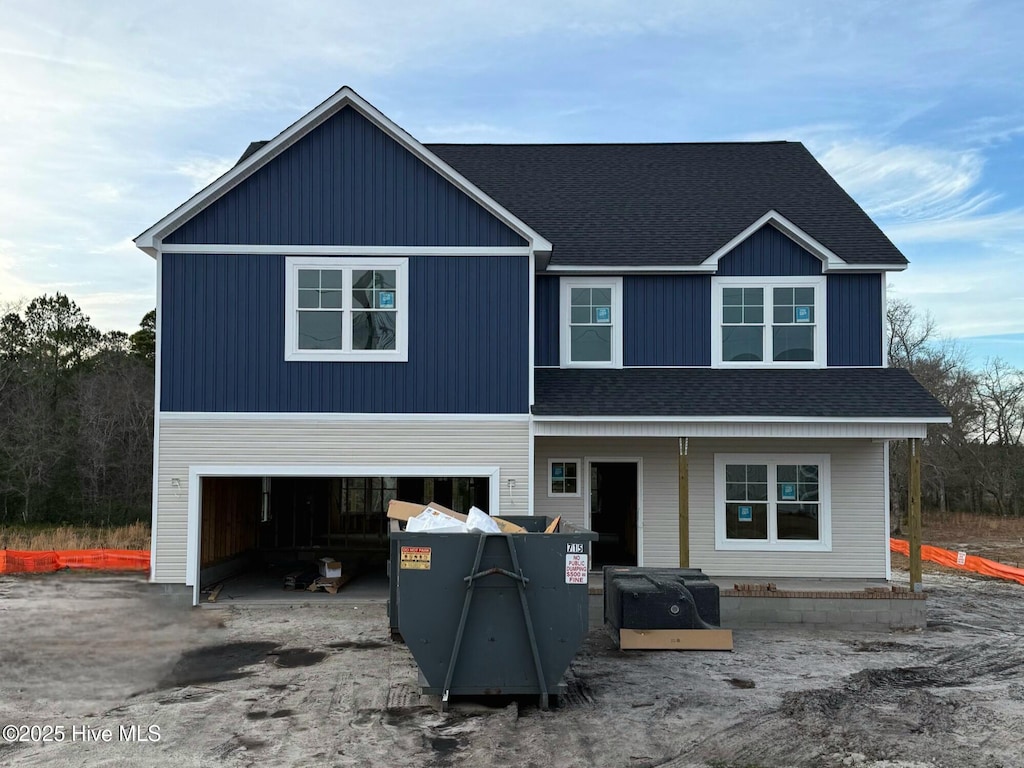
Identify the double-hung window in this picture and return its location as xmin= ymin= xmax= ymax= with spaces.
xmin=559 ymin=277 xmax=623 ymax=367
xmin=714 ymin=453 xmax=831 ymax=551
xmin=713 ymin=277 xmax=824 ymax=366
xmin=285 ymin=257 xmax=408 ymax=362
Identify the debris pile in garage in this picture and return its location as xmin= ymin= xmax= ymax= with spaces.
xmin=386 ymin=500 xmax=530 ymax=533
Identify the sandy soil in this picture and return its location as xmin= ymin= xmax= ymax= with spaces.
xmin=1 ymin=571 xmax=1023 ymax=768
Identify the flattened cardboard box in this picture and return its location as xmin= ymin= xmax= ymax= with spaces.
xmin=386 ymin=500 xmax=527 ymax=533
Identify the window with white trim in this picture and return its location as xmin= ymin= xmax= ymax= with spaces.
xmin=714 ymin=454 xmax=831 ymax=551
xmin=713 ymin=277 xmax=825 ymax=366
xmin=285 ymin=257 xmax=408 ymax=362
xmin=548 ymin=459 xmax=581 ymax=497
xmin=559 ymin=277 xmax=623 ymax=367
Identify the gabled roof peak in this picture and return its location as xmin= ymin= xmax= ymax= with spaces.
xmin=134 ymin=86 xmax=552 ymax=256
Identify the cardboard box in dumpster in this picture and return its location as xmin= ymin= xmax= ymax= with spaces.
xmin=386 ymin=500 xmax=527 ymax=533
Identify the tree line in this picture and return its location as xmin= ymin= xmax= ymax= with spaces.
xmin=888 ymin=298 xmax=1024 ymax=519
xmin=0 ymin=294 xmax=154 ymax=525
xmin=0 ymin=292 xmax=1021 ymax=526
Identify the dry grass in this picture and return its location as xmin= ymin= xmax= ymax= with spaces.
xmin=892 ymin=511 xmax=1024 ymax=575
xmin=0 ymin=522 xmax=151 ymax=551
xmin=919 ymin=511 xmax=1024 ymax=542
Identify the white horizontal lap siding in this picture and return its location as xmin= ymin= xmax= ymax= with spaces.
xmin=534 ymin=437 xmax=679 ymax=568
xmin=154 ymin=418 xmax=530 ymax=583
xmin=688 ymin=438 xmax=886 ymax=579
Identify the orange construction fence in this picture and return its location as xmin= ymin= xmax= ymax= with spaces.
xmin=890 ymin=538 xmax=1024 ymax=586
xmin=0 ymin=549 xmax=150 ymax=575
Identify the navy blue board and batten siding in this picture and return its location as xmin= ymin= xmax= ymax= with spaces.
xmin=164 ymin=106 xmax=526 ymax=248
xmin=716 ymin=225 xmax=822 ymax=276
xmin=534 ymin=275 xmax=710 ymax=367
xmin=827 ymin=273 xmax=883 ymax=366
xmin=718 ymin=225 xmax=882 ymax=366
xmin=624 ymin=276 xmax=711 ymax=365
xmin=161 ymin=253 xmax=528 ymax=413
xmin=535 ymin=225 xmax=881 ymax=367
xmin=534 ymin=275 xmax=560 ymax=367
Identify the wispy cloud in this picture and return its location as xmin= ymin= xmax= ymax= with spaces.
xmin=0 ymin=0 xmax=1021 ymax=364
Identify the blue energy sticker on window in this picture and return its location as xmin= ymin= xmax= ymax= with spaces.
xmin=378 ymin=291 xmax=395 ymax=309
xmin=594 ymin=306 xmax=611 ymax=323
xmin=781 ymin=483 xmax=797 ymax=500
xmin=738 ymin=505 xmax=753 ymax=522
xmin=552 ymin=465 xmax=564 ymax=480
xmin=795 ymin=306 xmax=811 ymax=323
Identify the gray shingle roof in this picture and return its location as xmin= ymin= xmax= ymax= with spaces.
xmin=427 ymin=142 xmax=906 ymax=268
xmin=533 ymin=368 xmax=948 ymax=419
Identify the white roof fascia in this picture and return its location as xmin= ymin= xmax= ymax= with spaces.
xmin=134 ymin=86 xmax=552 ymax=258
xmin=531 ymin=418 xmax=941 ymax=439
xmin=543 ymin=264 xmax=718 ymax=274
xmin=530 ymin=415 xmax=951 ymax=424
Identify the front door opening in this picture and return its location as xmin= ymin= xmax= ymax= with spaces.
xmin=589 ymin=462 xmax=638 ymax=567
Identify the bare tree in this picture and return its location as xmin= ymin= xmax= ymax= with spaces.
xmin=966 ymin=359 xmax=1024 ymax=515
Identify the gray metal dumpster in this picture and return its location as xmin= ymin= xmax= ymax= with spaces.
xmin=390 ymin=516 xmax=596 ymax=709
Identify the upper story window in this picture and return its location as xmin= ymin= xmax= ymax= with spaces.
xmin=559 ymin=277 xmax=623 ymax=367
xmin=285 ymin=257 xmax=408 ymax=362
xmin=712 ymin=276 xmax=825 ymax=367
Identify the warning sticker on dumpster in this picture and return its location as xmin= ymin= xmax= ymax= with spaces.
xmin=400 ymin=546 xmax=431 ymax=570
xmin=565 ymin=553 xmax=588 ymax=584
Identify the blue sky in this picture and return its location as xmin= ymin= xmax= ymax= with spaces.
xmin=1 ymin=0 xmax=1022 ymax=367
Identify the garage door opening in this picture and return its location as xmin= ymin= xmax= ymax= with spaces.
xmin=197 ymin=474 xmax=491 ymax=603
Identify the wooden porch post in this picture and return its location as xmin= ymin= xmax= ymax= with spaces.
xmin=679 ymin=437 xmax=689 ymax=568
xmin=908 ymin=437 xmax=922 ymax=591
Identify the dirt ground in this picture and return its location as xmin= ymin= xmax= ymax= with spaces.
xmin=1 ymin=567 xmax=1023 ymax=768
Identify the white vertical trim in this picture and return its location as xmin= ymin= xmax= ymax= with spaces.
xmin=528 ymin=251 xmax=536 ymax=407
xmin=149 ymin=248 xmax=162 ymax=582
xmin=883 ymin=440 xmax=892 ymax=580
xmin=490 ymin=469 xmax=502 ymax=518
xmin=527 ymin=417 xmax=535 ymax=516
xmin=583 ymin=456 xmax=643 ymax=566
xmin=559 ymin=276 xmax=624 ymax=368
xmin=187 ymin=466 xmax=201 ymax=604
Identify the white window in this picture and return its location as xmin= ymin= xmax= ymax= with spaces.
xmin=711 ymin=276 xmax=825 ymax=366
xmin=285 ymin=257 xmax=408 ymax=362
xmin=548 ymin=459 xmax=581 ymax=497
xmin=559 ymin=277 xmax=623 ymax=367
xmin=714 ymin=453 xmax=832 ymax=551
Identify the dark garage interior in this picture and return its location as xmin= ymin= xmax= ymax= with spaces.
xmin=198 ymin=474 xmax=490 ymax=600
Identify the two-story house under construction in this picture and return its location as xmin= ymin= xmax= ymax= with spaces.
xmin=135 ymin=88 xmax=948 ymax=604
